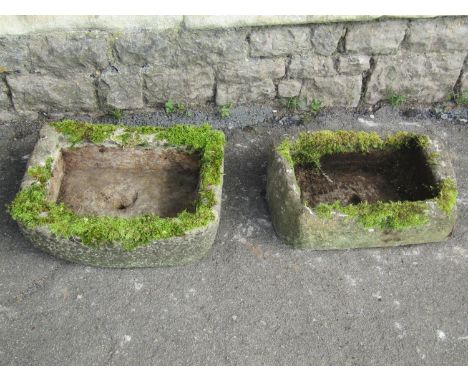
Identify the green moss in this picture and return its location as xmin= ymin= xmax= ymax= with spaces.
xmin=275 ymin=139 xmax=293 ymax=166
xmin=286 ymin=130 xmax=383 ymax=168
xmin=455 ymin=92 xmax=468 ymax=106
xmin=315 ymin=200 xmax=429 ymax=230
xmin=219 ymin=103 xmax=232 ymax=119
xmin=436 ymin=178 xmax=457 ymax=215
xmin=387 ymin=93 xmax=406 ymax=107
xmin=27 ymin=157 xmax=54 ymax=183
xmin=9 ymin=121 xmax=225 ymax=250
xmin=53 ymin=120 xmax=118 ymax=145
xmin=110 ymin=108 xmax=123 ymax=120
xmin=275 ymin=130 xmax=457 ymax=231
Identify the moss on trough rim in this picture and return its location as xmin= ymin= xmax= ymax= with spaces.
xmin=276 ymin=130 xmax=457 ymax=231
xmin=8 ymin=120 xmax=225 ymax=250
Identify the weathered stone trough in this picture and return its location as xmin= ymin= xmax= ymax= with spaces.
xmin=266 ymin=130 xmax=457 ymax=249
xmin=8 ymin=121 xmax=225 ymax=267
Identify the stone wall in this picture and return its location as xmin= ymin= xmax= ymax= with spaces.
xmin=0 ymin=16 xmax=467 ymax=120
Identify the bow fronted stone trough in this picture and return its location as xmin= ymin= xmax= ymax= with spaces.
xmin=8 ymin=121 xmax=225 ymax=267
xmin=266 ymin=130 xmax=457 ymax=249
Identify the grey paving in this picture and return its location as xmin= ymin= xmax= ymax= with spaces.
xmin=0 ymin=107 xmax=467 ymax=365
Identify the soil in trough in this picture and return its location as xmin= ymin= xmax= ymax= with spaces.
xmin=295 ymin=147 xmax=438 ymax=207
xmin=54 ymin=146 xmax=200 ymax=217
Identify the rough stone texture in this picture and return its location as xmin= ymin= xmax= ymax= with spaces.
xmin=7 ymin=73 xmax=98 ymax=113
xmin=278 ymin=80 xmax=302 ymax=98
xmin=301 ymin=76 xmax=362 ymax=107
xmin=114 ymin=30 xmax=180 ymax=67
xmin=266 ymin=137 xmax=456 ymax=250
xmin=250 ymin=27 xmax=311 ymax=57
xmin=98 ymin=66 xmax=144 ymax=110
xmin=143 ymin=65 xmax=215 ymax=106
xmin=289 ymin=54 xmax=336 ymax=78
xmin=0 ymin=36 xmax=31 ymax=73
xmin=15 ymin=124 xmax=224 ymax=268
xmin=346 ymin=20 xmax=407 ymax=54
xmin=178 ymin=30 xmax=249 ymax=65
xmin=28 ymin=32 xmax=110 ymax=76
xmin=0 ymin=80 xmax=11 ymax=109
xmin=407 ymin=17 xmax=468 ymax=52
xmin=216 ymin=80 xmax=276 ymax=106
xmin=216 ymin=59 xmax=285 ymax=82
xmin=0 ymin=16 xmax=467 ymax=114
xmin=337 ymin=54 xmax=371 ymax=75
xmin=461 ymin=66 xmax=468 ymax=93
xmin=366 ymin=51 xmax=466 ymax=104
xmin=311 ymin=24 xmax=345 ymax=55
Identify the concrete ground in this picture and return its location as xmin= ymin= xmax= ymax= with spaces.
xmin=0 ymin=107 xmax=467 ymax=365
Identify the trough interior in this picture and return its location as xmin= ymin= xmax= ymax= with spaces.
xmin=49 ymin=146 xmax=201 ymax=217
xmin=295 ymin=146 xmax=438 ymax=207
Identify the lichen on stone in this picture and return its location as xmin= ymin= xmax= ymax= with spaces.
xmin=8 ymin=121 xmax=225 ymax=250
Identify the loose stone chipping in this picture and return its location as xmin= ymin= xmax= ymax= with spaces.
xmin=9 ymin=123 xmax=225 ymax=268
xmin=98 ymin=66 xmax=144 ymax=110
xmin=266 ymin=131 xmax=457 ymax=250
xmin=7 ymin=73 xmax=99 ymax=113
xmin=366 ymin=51 xmax=466 ymax=104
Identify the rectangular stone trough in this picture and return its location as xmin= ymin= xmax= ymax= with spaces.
xmin=266 ymin=130 xmax=457 ymax=250
xmin=9 ymin=121 xmax=225 ymax=267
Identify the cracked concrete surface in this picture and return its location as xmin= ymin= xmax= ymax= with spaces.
xmin=0 ymin=107 xmax=468 ymax=365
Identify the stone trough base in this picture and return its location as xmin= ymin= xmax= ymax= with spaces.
xmin=11 ymin=123 xmax=224 ymax=268
xmin=266 ymin=132 xmax=457 ymax=250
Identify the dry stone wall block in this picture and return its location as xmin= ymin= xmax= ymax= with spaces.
xmin=28 ymin=31 xmax=110 ymax=76
xmin=289 ymin=54 xmax=336 ymax=78
xmin=301 ymin=76 xmax=362 ymax=107
xmin=216 ymin=80 xmax=276 ymax=105
xmin=278 ymin=80 xmax=302 ymax=98
xmin=250 ymin=27 xmax=311 ymax=57
xmin=143 ymin=65 xmax=215 ymax=105
xmin=406 ymin=17 xmax=468 ymax=52
xmin=337 ymin=54 xmax=371 ymax=75
xmin=311 ymin=24 xmax=345 ymax=55
xmin=7 ymin=73 xmax=98 ymax=113
xmin=346 ymin=20 xmax=407 ymax=54
xmin=366 ymin=51 xmax=466 ymax=104
xmin=98 ymin=66 xmax=144 ymax=110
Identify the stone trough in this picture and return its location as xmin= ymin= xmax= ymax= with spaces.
xmin=8 ymin=121 xmax=225 ymax=267
xmin=266 ymin=130 xmax=457 ymax=249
